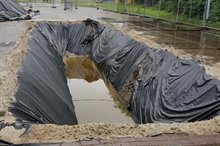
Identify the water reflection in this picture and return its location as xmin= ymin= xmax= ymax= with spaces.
xmin=68 ymin=79 xmax=134 ymax=124
xmin=101 ymin=17 xmax=220 ymax=63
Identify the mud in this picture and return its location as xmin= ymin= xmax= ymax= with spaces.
xmin=64 ymin=53 xmax=100 ymax=82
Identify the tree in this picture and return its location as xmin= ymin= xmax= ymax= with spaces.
xmin=209 ymin=0 xmax=220 ymax=22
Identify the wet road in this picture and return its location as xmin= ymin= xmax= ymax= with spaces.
xmin=6 ymin=3 xmax=219 ymax=63
xmin=100 ymin=17 xmax=220 ymax=64
xmin=0 ymin=22 xmax=26 ymax=57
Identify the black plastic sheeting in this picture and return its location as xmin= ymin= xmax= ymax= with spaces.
xmin=10 ymin=22 xmax=79 ymax=125
xmin=10 ymin=19 xmax=220 ymax=124
xmin=0 ymin=0 xmax=37 ymax=21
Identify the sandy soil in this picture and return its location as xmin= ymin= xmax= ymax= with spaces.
xmin=1 ymin=116 xmax=220 ymax=144
xmin=64 ymin=53 xmax=100 ymax=82
xmin=0 ymin=22 xmax=34 ymax=121
xmin=0 ymin=21 xmax=220 ymax=144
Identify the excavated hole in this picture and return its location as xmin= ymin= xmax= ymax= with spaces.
xmin=1 ymin=22 xmax=220 ymax=144
xmin=63 ymin=52 xmax=134 ymax=124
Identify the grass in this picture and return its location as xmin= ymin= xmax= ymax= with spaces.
xmin=77 ymin=2 xmax=97 ymax=7
xmin=97 ymin=3 xmax=220 ymax=29
xmin=16 ymin=0 xmax=29 ymax=2
xmin=206 ymin=22 xmax=220 ymax=29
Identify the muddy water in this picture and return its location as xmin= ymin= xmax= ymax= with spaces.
xmin=64 ymin=54 xmax=133 ymax=124
xmin=67 ymin=79 xmax=134 ymax=124
xmin=101 ymin=17 xmax=220 ymax=63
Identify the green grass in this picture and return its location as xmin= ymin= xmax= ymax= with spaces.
xmin=16 ymin=0 xmax=29 ymax=2
xmin=206 ymin=21 xmax=220 ymax=29
xmin=16 ymin=0 xmax=49 ymax=2
xmin=98 ymin=3 xmax=177 ymax=20
xmin=77 ymin=2 xmax=97 ymax=7
xmin=97 ymin=3 xmax=220 ymax=29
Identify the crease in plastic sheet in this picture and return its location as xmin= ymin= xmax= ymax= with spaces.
xmin=0 ymin=0 xmax=37 ymax=21
xmin=10 ymin=19 xmax=220 ymax=124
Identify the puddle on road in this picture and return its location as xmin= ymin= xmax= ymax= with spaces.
xmin=67 ymin=79 xmax=134 ymax=124
xmin=100 ymin=17 xmax=220 ymax=63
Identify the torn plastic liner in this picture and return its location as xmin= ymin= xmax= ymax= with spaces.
xmin=0 ymin=0 xmax=39 ymax=22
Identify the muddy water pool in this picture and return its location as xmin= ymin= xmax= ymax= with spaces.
xmin=67 ymin=79 xmax=134 ymax=124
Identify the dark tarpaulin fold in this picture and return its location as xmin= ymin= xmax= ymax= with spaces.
xmin=0 ymin=0 xmax=38 ymax=21
xmin=10 ymin=22 xmax=78 ymax=125
xmin=10 ymin=19 xmax=220 ymax=124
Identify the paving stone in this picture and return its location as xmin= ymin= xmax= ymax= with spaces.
xmin=62 ymin=142 xmax=81 ymax=146
xmin=80 ymin=139 xmax=100 ymax=146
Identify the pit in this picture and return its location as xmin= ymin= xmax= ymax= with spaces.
xmin=0 ymin=12 xmax=220 ymax=146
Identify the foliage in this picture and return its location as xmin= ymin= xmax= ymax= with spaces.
xmin=159 ymin=0 xmax=220 ymax=22
xmin=209 ymin=0 xmax=220 ymax=22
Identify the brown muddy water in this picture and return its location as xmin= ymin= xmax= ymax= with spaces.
xmin=100 ymin=17 xmax=220 ymax=63
xmin=67 ymin=79 xmax=134 ymax=124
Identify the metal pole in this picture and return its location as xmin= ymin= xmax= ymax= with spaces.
xmin=144 ymin=0 xmax=146 ymax=16
xmin=176 ymin=0 xmax=181 ymax=22
xmin=96 ymin=0 xmax=99 ymax=10
xmin=202 ymin=0 xmax=208 ymax=26
xmin=124 ymin=0 xmax=126 ymax=13
xmin=29 ymin=0 xmax=33 ymax=8
xmin=133 ymin=0 xmax=135 ymax=13
xmin=64 ymin=0 xmax=68 ymax=10
xmin=158 ymin=0 xmax=161 ymax=18
xmin=206 ymin=0 xmax=211 ymax=20
xmin=75 ymin=0 xmax=78 ymax=9
xmin=189 ymin=0 xmax=192 ymax=22
xmin=52 ymin=0 xmax=56 ymax=8
xmin=71 ymin=1 xmax=73 ymax=12
xmin=116 ymin=0 xmax=118 ymax=11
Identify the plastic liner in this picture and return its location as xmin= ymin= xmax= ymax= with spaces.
xmin=10 ymin=22 xmax=78 ymax=124
xmin=10 ymin=19 xmax=220 ymax=124
xmin=0 ymin=120 xmax=30 ymax=133
xmin=0 ymin=120 xmax=30 ymax=145
xmin=0 ymin=0 xmax=38 ymax=21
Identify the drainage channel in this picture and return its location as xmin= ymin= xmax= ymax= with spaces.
xmin=68 ymin=79 xmax=134 ymax=124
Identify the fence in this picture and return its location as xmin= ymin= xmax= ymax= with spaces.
xmin=96 ymin=0 xmax=220 ymax=29
xmin=16 ymin=0 xmax=220 ymax=29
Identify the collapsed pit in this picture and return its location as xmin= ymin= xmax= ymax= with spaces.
xmin=0 ymin=20 xmax=220 ymax=145
xmin=9 ymin=19 xmax=220 ymax=125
